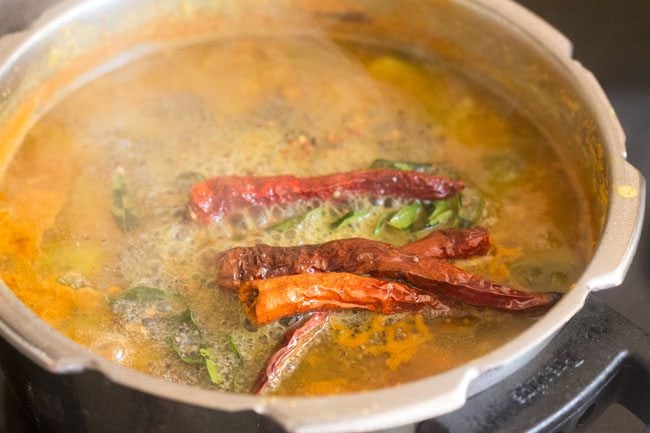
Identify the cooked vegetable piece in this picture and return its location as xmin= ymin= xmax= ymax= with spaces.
xmin=57 ymin=270 xmax=91 ymax=290
xmin=239 ymin=273 xmax=450 ymax=325
xmin=387 ymin=202 xmax=424 ymax=230
xmin=216 ymin=227 xmax=490 ymax=289
xmin=424 ymin=187 xmax=484 ymax=229
xmin=253 ymin=312 xmax=329 ymax=394
xmin=373 ymin=213 xmax=389 ymax=236
xmin=484 ymin=155 xmax=523 ymax=186
xmin=457 ymin=188 xmax=485 ymax=228
xmin=427 ymin=199 xmax=456 ymax=228
xmin=111 ymin=169 xmax=139 ymax=232
xmin=188 ymin=169 xmax=464 ymax=224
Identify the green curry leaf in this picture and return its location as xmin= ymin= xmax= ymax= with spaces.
xmin=266 ymin=207 xmax=323 ymax=232
xmin=369 ymin=159 xmax=461 ymax=179
xmin=111 ymin=169 xmax=139 ymax=233
xmin=200 ymin=347 xmax=224 ymax=385
xmin=330 ymin=210 xmax=370 ymax=229
xmin=369 ymin=159 xmax=433 ymax=173
xmin=227 ymin=334 xmax=243 ymax=365
xmin=114 ymin=286 xmax=180 ymax=303
xmin=174 ymin=171 xmax=205 ymax=190
xmin=168 ymin=309 xmax=243 ymax=388
xmin=170 ymin=309 xmax=204 ymax=364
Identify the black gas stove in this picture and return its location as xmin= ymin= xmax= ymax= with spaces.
xmin=1 ymin=1 xmax=649 ymax=432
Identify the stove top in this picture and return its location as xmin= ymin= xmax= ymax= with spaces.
xmin=1 ymin=0 xmax=649 ymax=432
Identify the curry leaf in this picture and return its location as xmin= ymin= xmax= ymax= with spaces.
xmin=174 ymin=171 xmax=205 ymax=190
xmin=115 ymin=286 xmax=180 ymax=303
xmin=387 ymin=203 xmax=423 ymax=230
xmin=227 ymin=335 xmax=243 ymax=365
xmin=266 ymin=207 xmax=322 ymax=232
xmin=369 ymin=159 xmax=461 ymax=179
xmin=170 ymin=309 xmax=204 ymax=364
xmin=111 ymin=169 xmax=139 ymax=233
xmin=168 ymin=309 xmax=243 ymax=387
xmin=369 ymin=159 xmax=433 ymax=172
xmin=267 ymin=213 xmax=306 ymax=232
xmin=330 ymin=210 xmax=369 ymax=229
xmin=200 ymin=347 xmax=224 ymax=385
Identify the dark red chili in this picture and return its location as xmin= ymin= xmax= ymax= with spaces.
xmin=216 ymin=227 xmax=558 ymax=311
xmin=215 ymin=227 xmax=490 ymax=289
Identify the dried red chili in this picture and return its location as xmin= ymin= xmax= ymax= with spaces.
xmin=216 ymin=227 xmax=489 ymax=289
xmin=398 ymin=227 xmax=490 ymax=258
xmin=188 ymin=169 xmax=464 ymax=223
xmin=362 ymin=256 xmax=559 ymax=311
xmin=252 ymin=312 xmax=329 ymax=394
xmin=216 ymin=227 xmax=557 ymax=311
xmin=239 ymin=272 xmax=451 ymax=325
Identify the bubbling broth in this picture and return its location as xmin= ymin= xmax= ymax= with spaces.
xmin=0 ymin=36 xmax=589 ymax=395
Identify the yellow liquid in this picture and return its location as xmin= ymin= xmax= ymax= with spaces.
xmin=0 ymin=36 xmax=589 ymax=395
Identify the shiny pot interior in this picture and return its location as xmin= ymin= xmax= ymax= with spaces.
xmin=0 ymin=1 xmax=644 ymax=432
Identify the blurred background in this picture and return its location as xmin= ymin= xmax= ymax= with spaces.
xmin=0 ymin=0 xmax=648 ymax=432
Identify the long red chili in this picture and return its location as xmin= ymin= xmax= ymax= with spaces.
xmin=252 ymin=312 xmax=329 ymax=395
xmin=361 ymin=256 xmax=559 ymax=311
xmin=216 ymin=228 xmax=558 ymax=311
xmin=216 ymin=227 xmax=490 ymax=289
xmin=398 ymin=226 xmax=490 ymax=258
xmin=188 ymin=169 xmax=464 ymax=223
xmin=239 ymin=273 xmax=451 ymax=325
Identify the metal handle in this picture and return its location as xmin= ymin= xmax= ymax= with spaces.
xmin=418 ymin=295 xmax=650 ymax=433
xmin=584 ymin=158 xmax=646 ymax=291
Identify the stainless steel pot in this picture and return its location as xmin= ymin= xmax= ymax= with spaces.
xmin=0 ymin=1 xmax=645 ymax=432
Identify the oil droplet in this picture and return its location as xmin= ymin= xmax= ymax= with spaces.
xmin=616 ymin=185 xmax=638 ymax=199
